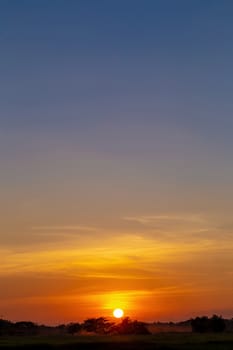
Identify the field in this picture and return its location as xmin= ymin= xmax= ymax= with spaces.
xmin=0 ymin=333 xmax=233 ymax=350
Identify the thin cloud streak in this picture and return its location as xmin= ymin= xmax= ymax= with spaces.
xmin=32 ymin=225 xmax=97 ymax=231
xmin=124 ymin=213 xmax=206 ymax=225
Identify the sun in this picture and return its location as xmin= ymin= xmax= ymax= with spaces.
xmin=113 ymin=308 xmax=124 ymax=318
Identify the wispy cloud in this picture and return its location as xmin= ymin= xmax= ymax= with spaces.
xmin=124 ymin=214 xmax=206 ymax=225
xmin=32 ymin=225 xmax=97 ymax=232
xmin=123 ymin=213 xmax=220 ymax=241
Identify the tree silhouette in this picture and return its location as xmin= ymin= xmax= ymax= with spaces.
xmin=191 ymin=315 xmax=226 ymax=333
xmin=67 ymin=322 xmax=81 ymax=335
xmin=82 ymin=317 xmax=114 ymax=334
xmin=210 ymin=315 xmax=226 ymax=333
xmin=0 ymin=319 xmax=13 ymax=336
xmin=114 ymin=317 xmax=150 ymax=335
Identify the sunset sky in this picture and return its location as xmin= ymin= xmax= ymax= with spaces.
xmin=1 ymin=0 xmax=233 ymax=324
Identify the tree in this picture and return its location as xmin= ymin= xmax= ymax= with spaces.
xmin=14 ymin=321 xmax=38 ymax=335
xmin=67 ymin=322 xmax=81 ymax=335
xmin=210 ymin=315 xmax=226 ymax=333
xmin=82 ymin=318 xmax=114 ymax=334
xmin=0 ymin=319 xmax=13 ymax=336
xmin=191 ymin=316 xmax=210 ymax=333
xmin=191 ymin=315 xmax=226 ymax=333
xmin=114 ymin=317 xmax=150 ymax=335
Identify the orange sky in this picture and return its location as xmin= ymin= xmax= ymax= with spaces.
xmin=1 ymin=217 xmax=233 ymax=324
xmin=1 ymin=1 xmax=233 ymax=325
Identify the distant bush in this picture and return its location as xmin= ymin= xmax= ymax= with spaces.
xmin=66 ymin=322 xmax=81 ymax=335
xmin=112 ymin=317 xmax=150 ymax=335
xmin=210 ymin=315 xmax=226 ymax=333
xmin=82 ymin=317 xmax=114 ymax=334
xmin=80 ymin=317 xmax=150 ymax=335
xmin=191 ymin=315 xmax=226 ymax=333
xmin=0 ymin=319 xmax=38 ymax=336
xmin=0 ymin=319 xmax=13 ymax=336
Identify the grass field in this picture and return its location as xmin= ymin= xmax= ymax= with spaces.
xmin=0 ymin=333 xmax=233 ymax=350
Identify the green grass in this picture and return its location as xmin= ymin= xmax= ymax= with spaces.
xmin=0 ymin=333 xmax=233 ymax=350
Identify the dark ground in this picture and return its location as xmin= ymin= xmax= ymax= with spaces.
xmin=0 ymin=333 xmax=233 ymax=350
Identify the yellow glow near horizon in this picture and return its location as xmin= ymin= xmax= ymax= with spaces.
xmin=113 ymin=308 xmax=124 ymax=318
xmin=1 ymin=226 xmax=233 ymax=324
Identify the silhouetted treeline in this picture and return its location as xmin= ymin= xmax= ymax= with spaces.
xmin=0 ymin=315 xmax=232 ymax=336
xmin=0 ymin=317 xmax=149 ymax=336
xmin=66 ymin=317 xmax=150 ymax=335
xmin=191 ymin=315 xmax=226 ymax=333
xmin=0 ymin=320 xmax=38 ymax=336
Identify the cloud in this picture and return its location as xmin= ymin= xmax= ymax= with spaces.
xmin=32 ymin=225 xmax=97 ymax=231
xmin=123 ymin=213 xmax=217 ymax=239
xmin=0 ymin=225 xmax=101 ymax=250
xmin=124 ymin=214 xmax=206 ymax=225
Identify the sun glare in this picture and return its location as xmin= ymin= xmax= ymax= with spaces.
xmin=113 ymin=308 xmax=124 ymax=318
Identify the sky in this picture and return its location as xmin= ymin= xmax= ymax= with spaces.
xmin=0 ymin=0 xmax=233 ymax=324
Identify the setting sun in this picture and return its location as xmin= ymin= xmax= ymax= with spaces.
xmin=113 ymin=308 xmax=124 ymax=318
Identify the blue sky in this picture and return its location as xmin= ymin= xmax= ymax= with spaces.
xmin=0 ymin=1 xmax=233 ymax=323
xmin=1 ymin=0 xmax=233 ymax=132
